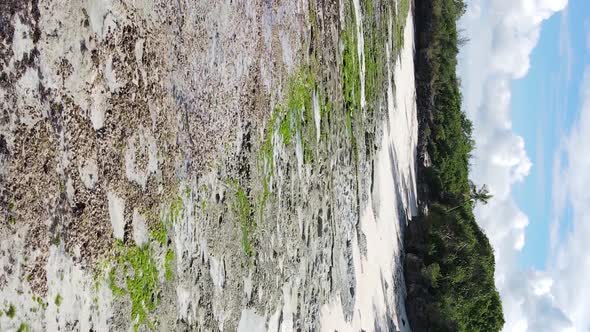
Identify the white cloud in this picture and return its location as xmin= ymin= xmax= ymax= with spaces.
xmin=460 ymin=0 xmax=558 ymax=255
xmin=458 ymin=0 xmax=572 ymax=331
xmin=474 ymin=64 xmax=590 ymax=331
xmin=547 ymin=67 xmax=590 ymax=331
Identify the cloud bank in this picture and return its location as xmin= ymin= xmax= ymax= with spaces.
xmin=548 ymin=67 xmax=590 ymax=332
xmin=459 ymin=0 xmax=564 ymax=265
xmin=456 ymin=0 xmax=590 ymax=331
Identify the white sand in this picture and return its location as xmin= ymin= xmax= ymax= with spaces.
xmin=237 ymin=309 xmax=266 ymax=332
xmin=0 ymin=234 xmax=113 ymax=331
xmin=295 ymin=130 xmax=304 ymax=179
xmin=79 ymin=156 xmax=99 ymax=189
xmin=243 ymin=271 xmax=254 ymax=302
xmin=107 ymin=191 xmax=126 ymax=240
xmin=90 ymin=86 xmax=107 ymax=130
xmin=15 ymin=68 xmax=41 ymax=127
xmin=132 ymin=208 xmax=149 ymax=246
xmin=209 ymin=256 xmax=226 ymax=293
xmin=313 ymin=91 xmax=321 ymax=143
xmin=86 ymin=0 xmax=111 ymax=38
xmin=11 ymin=16 xmax=34 ymax=62
xmin=267 ymin=309 xmax=282 ymax=332
xmin=104 ymin=55 xmax=120 ymax=93
xmin=124 ymin=126 xmax=159 ymax=189
xmin=45 ymin=246 xmax=113 ymax=332
xmin=352 ymin=0 xmax=367 ymax=109
xmin=320 ymin=8 xmax=417 ymax=332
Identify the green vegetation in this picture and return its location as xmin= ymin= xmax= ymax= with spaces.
xmin=50 ymin=235 xmax=60 ymax=246
xmin=279 ymin=111 xmax=292 ymax=146
xmin=257 ymin=66 xmax=324 ymax=225
xmin=6 ymin=303 xmax=16 ymax=318
xmin=164 ymin=248 xmax=175 ymax=282
xmin=7 ymin=201 xmax=16 ymax=225
xmin=342 ymin=12 xmax=361 ymax=118
xmin=363 ymin=0 xmax=391 ymax=109
xmin=111 ymin=243 xmax=160 ymax=331
xmin=106 ymin=198 xmax=182 ymax=331
xmin=232 ymin=182 xmax=254 ymax=257
xmin=425 ymin=0 xmax=474 ymax=197
xmin=446 ymin=182 xmax=492 ymax=213
xmin=405 ymin=0 xmax=504 ymax=331
xmin=17 ymin=322 xmax=30 ymax=332
xmin=32 ymin=295 xmax=46 ymax=310
xmin=108 ymin=267 xmax=126 ymax=297
xmin=258 ymin=176 xmax=270 ymax=224
xmin=341 ymin=0 xmax=365 ymax=202
xmin=150 ymin=220 xmax=168 ymax=246
xmin=260 ymin=111 xmax=277 ymax=174
xmin=54 ymin=294 xmax=62 ymax=307
xmin=152 ymin=195 xmax=183 ymax=245
xmin=423 ymin=205 xmax=503 ymax=332
xmin=262 ymin=70 xmax=317 ymax=152
xmin=341 ymin=0 xmax=362 ymax=168
xmin=286 ymin=69 xmax=318 ymax=163
xmin=394 ymin=0 xmax=410 ymax=52
xmin=168 ymin=195 xmax=184 ymax=224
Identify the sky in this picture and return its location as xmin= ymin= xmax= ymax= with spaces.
xmin=458 ymin=0 xmax=590 ymax=331
xmin=511 ymin=0 xmax=590 ymax=269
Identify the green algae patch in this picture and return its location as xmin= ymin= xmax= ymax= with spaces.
xmin=286 ymin=70 xmax=315 ymax=126
xmin=105 ymin=196 xmax=184 ymax=331
xmin=279 ymin=107 xmax=293 ymax=146
xmin=110 ymin=243 xmax=160 ymax=331
xmin=108 ymin=266 xmax=126 ymax=297
xmin=121 ymin=245 xmax=160 ymax=330
xmin=394 ymin=0 xmax=410 ymax=54
xmin=6 ymin=304 xmax=16 ymax=318
xmin=362 ymin=0 xmax=389 ymax=110
xmin=168 ymin=195 xmax=184 ymax=224
xmin=164 ymin=249 xmax=175 ymax=282
xmin=342 ymin=21 xmax=361 ymax=116
xmin=152 ymin=194 xmax=184 ymax=245
xmin=54 ymin=294 xmax=63 ymax=307
xmin=231 ymin=182 xmax=255 ymax=258
xmin=261 ymin=68 xmax=318 ymax=157
xmin=342 ymin=0 xmax=362 ymax=167
xmin=17 ymin=322 xmax=30 ymax=332
xmin=256 ymin=67 xmax=326 ymax=225
xmin=150 ymin=219 xmax=169 ymax=246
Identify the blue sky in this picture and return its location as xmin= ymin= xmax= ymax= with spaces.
xmin=511 ymin=0 xmax=590 ymax=270
xmin=459 ymin=0 xmax=590 ymax=329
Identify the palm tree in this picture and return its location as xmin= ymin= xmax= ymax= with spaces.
xmin=469 ymin=182 xmax=492 ymax=205
xmin=446 ymin=181 xmax=492 ymax=213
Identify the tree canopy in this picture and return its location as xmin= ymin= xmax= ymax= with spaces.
xmin=406 ymin=0 xmax=505 ymax=330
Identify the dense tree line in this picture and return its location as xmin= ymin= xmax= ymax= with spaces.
xmin=426 ymin=0 xmax=474 ymax=198
xmin=406 ymin=0 xmax=505 ymax=331
xmin=405 ymin=204 xmax=504 ymax=332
